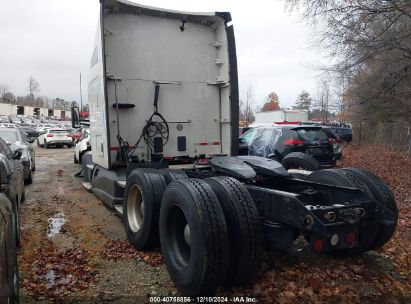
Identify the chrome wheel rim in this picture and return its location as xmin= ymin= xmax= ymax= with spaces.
xmin=127 ymin=185 xmax=144 ymax=233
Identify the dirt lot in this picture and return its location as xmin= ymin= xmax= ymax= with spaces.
xmin=19 ymin=144 xmax=411 ymax=303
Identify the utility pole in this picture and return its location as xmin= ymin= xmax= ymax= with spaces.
xmin=80 ymin=73 xmax=83 ymax=119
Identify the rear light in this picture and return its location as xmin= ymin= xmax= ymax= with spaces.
xmin=313 ymin=239 xmax=324 ymax=252
xmin=47 ymin=134 xmax=54 ymax=137
xmin=328 ymin=138 xmax=335 ymax=144
xmin=66 ymin=134 xmax=71 ymax=137
xmin=345 ymin=232 xmax=356 ymax=245
xmin=197 ymin=158 xmax=209 ymax=164
xmin=284 ymin=139 xmax=305 ymax=145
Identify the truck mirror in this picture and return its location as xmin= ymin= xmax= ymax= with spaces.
xmin=71 ymin=107 xmax=80 ymax=128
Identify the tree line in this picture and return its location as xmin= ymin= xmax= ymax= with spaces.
xmin=0 ymin=76 xmax=80 ymax=112
xmin=285 ymin=0 xmax=411 ymax=126
xmin=241 ymin=1 xmax=410 ymax=128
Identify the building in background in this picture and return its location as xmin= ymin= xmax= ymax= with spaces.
xmin=0 ymin=102 xmax=72 ymax=120
xmin=254 ymin=109 xmax=308 ymax=124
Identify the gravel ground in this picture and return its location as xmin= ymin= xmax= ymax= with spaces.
xmin=18 ymin=145 xmax=175 ymax=303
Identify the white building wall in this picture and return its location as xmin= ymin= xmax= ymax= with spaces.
xmin=255 ymin=110 xmax=285 ymax=123
xmin=0 ymin=102 xmax=71 ymax=119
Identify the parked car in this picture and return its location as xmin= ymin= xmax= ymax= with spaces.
xmin=35 ymin=124 xmax=54 ymax=135
xmin=37 ymin=128 xmax=72 ymax=148
xmin=322 ymin=126 xmax=353 ymax=143
xmin=0 ymin=116 xmax=10 ymax=123
xmin=74 ymin=128 xmax=90 ymax=163
xmin=0 ymin=136 xmax=24 ymax=246
xmin=0 ymin=128 xmax=35 ymax=184
xmin=67 ymin=128 xmax=81 ymax=144
xmin=239 ymin=125 xmax=342 ymax=169
xmin=0 ymin=193 xmax=19 ymax=303
xmin=18 ymin=127 xmax=39 ymax=144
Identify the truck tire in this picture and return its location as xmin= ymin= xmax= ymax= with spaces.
xmin=306 ymin=169 xmax=379 ymax=254
xmin=159 ymin=179 xmax=229 ymax=296
xmin=123 ymin=170 xmax=167 ymax=250
xmin=205 ymin=176 xmax=263 ymax=286
xmin=281 ymin=152 xmax=321 ymax=171
xmin=159 ymin=169 xmax=188 ymax=185
xmin=342 ymin=168 xmax=398 ymax=250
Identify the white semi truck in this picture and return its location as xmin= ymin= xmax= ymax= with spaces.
xmin=72 ymin=0 xmax=398 ymax=297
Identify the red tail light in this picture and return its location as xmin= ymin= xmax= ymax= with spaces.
xmin=47 ymin=134 xmax=54 ymax=137
xmin=328 ymin=138 xmax=335 ymax=144
xmin=313 ymin=239 xmax=324 ymax=252
xmin=284 ymin=139 xmax=305 ymax=145
xmin=345 ymin=232 xmax=356 ymax=245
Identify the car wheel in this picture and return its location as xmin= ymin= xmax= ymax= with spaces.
xmin=306 ymin=169 xmax=379 ymax=255
xmin=342 ymin=168 xmax=398 ymax=250
xmin=281 ymin=152 xmax=321 ymax=171
xmin=123 ymin=170 xmax=167 ymax=250
xmin=12 ymin=201 xmax=21 ymax=247
xmin=11 ymin=223 xmax=20 ymax=303
xmin=67 ymin=144 xmax=72 ymax=148
xmin=205 ymin=176 xmax=263 ymax=286
xmin=160 ymin=179 xmax=229 ymax=296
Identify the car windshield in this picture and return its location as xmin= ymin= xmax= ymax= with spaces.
xmin=240 ymin=129 xmax=256 ymax=143
xmin=0 ymin=129 xmax=18 ymax=143
xmin=294 ymin=128 xmax=328 ymax=141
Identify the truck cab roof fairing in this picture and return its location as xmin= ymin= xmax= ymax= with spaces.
xmin=101 ymin=0 xmax=232 ymax=22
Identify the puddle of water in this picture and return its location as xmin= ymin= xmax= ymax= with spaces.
xmin=46 ymin=269 xmax=56 ymax=288
xmin=45 ymin=269 xmax=74 ymax=289
xmin=47 ymin=212 xmax=66 ymax=237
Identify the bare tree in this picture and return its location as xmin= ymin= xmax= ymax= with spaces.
xmin=313 ymin=78 xmax=331 ymax=122
xmin=286 ymin=0 xmax=411 ymax=124
xmin=239 ymin=85 xmax=255 ymax=126
xmin=27 ymin=76 xmax=40 ymax=106
xmin=0 ymin=83 xmax=9 ymax=102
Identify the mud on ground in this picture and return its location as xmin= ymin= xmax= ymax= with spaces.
xmin=19 ymin=145 xmax=411 ymax=303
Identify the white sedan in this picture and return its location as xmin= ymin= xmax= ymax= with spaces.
xmin=37 ymin=129 xmax=73 ymax=148
xmin=74 ymin=128 xmax=90 ymax=163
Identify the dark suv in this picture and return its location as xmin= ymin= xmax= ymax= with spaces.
xmin=239 ymin=125 xmax=342 ymax=167
xmin=322 ymin=126 xmax=353 ymax=142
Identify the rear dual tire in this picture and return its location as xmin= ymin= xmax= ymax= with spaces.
xmin=160 ymin=177 xmax=263 ymax=295
xmin=160 ymin=179 xmax=229 ymax=296
xmin=343 ymin=168 xmax=398 ymax=250
xmin=124 ymin=170 xmax=264 ymax=295
xmin=123 ymin=170 xmax=167 ymax=250
xmin=306 ymin=168 xmax=397 ymax=254
xmin=205 ymin=176 xmax=263 ymax=286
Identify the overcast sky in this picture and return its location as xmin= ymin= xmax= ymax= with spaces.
xmin=0 ymin=0 xmax=325 ymax=109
